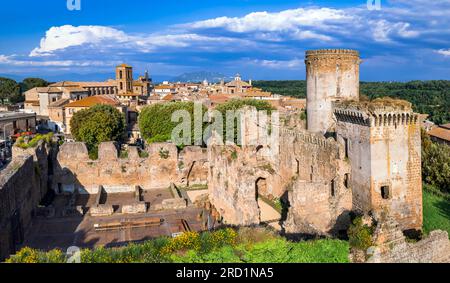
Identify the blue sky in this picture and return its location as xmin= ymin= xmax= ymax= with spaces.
xmin=1 ymin=0 xmax=450 ymax=81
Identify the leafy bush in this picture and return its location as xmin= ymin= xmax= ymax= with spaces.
xmin=347 ymin=216 xmax=374 ymax=251
xmin=15 ymin=132 xmax=53 ymax=149
xmin=422 ymin=130 xmax=450 ymax=194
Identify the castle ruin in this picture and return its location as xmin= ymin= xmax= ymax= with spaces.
xmin=1 ymin=49 xmax=446 ymax=262
xmin=208 ymin=49 xmax=423 ymax=235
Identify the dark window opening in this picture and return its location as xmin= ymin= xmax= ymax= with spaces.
xmin=344 ymin=174 xmax=349 ymax=189
xmin=381 ymin=186 xmax=390 ymax=199
xmin=256 ymin=145 xmax=263 ymax=153
xmin=296 ymin=159 xmax=300 ymax=174
xmin=343 ymin=137 xmax=349 ymax=158
xmin=331 ymin=179 xmax=336 ymax=197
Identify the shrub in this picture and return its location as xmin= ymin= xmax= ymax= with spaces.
xmin=347 ymin=216 xmax=374 ymax=251
xmin=422 ymin=130 xmax=450 ymax=194
xmin=15 ymin=132 xmax=54 ymax=149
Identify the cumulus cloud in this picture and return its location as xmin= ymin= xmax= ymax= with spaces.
xmin=436 ymin=49 xmax=450 ymax=57
xmin=183 ymin=8 xmax=351 ymax=33
xmin=30 ymin=25 xmax=256 ymax=57
xmin=30 ymin=25 xmax=129 ymax=56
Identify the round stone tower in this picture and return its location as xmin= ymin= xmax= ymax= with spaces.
xmin=305 ymin=49 xmax=361 ymax=133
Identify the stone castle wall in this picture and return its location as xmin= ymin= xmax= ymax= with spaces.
xmin=208 ymin=122 xmax=353 ymax=234
xmin=53 ymin=142 xmax=208 ymax=193
xmin=0 ymin=142 xmax=51 ymax=261
xmin=335 ymin=102 xmax=423 ymax=231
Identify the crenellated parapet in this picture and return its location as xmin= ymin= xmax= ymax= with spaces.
xmin=305 ymin=49 xmax=361 ymax=72
xmin=54 ymin=141 xmax=208 ymax=192
xmin=334 ymin=98 xmax=421 ymax=127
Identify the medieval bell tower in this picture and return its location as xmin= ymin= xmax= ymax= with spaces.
xmin=116 ymin=64 xmax=133 ymax=95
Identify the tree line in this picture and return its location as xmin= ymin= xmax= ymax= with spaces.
xmin=0 ymin=77 xmax=49 ymax=104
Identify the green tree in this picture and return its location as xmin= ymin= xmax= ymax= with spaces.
xmin=20 ymin=77 xmax=49 ymax=92
xmin=138 ymin=102 xmax=208 ymax=146
xmin=0 ymin=77 xmax=20 ymax=104
xmin=70 ymin=104 xmax=126 ymax=157
xmin=421 ymin=129 xmax=450 ymax=193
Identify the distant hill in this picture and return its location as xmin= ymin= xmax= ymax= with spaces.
xmin=171 ymin=71 xmax=231 ymax=83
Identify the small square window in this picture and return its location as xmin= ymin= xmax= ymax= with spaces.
xmin=381 ymin=186 xmax=390 ymax=199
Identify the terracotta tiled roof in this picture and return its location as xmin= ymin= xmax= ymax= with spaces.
xmin=65 ymin=95 xmax=121 ymax=108
xmin=440 ymin=123 xmax=450 ymax=130
xmin=154 ymin=85 xmax=175 ymax=90
xmin=428 ymin=126 xmax=450 ymax=142
xmin=209 ymin=94 xmax=232 ymax=104
xmin=162 ymin=94 xmax=175 ymax=101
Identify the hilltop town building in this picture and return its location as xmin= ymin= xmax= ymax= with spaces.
xmin=24 ymin=65 xmax=152 ymax=134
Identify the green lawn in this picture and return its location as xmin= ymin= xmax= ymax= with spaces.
xmin=423 ymin=188 xmax=450 ymax=235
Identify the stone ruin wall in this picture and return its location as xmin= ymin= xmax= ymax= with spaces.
xmin=0 ymin=142 xmax=52 ymax=261
xmin=280 ymin=128 xmax=352 ymax=235
xmin=208 ymin=125 xmax=353 ymax=235
xmin=207 ymin=144 xmax=278 ymax=226
xmin=366 ymin=214 xmax=450 ymax=263
xmin=53 ymin=142 xmax=208 ymax=194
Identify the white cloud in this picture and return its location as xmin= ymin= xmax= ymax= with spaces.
xmin=370 ymin=20 xmax=419 ymax=42
xmin=184 ymin=8 xmax=351 ymax=32
xmin=436 ymin=49 xmax=450 ymax=56
xmin=29 ymin=25 xmax=254 ymax=57
xmin=30 ymin=25 xmax=129 ymax=56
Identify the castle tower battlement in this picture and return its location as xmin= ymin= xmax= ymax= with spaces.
xmin=305 ymin=49 xmax=361 ymax=134
xmin=334 ymin=97 xmax=423 ymax=231
xmin=333 ymin=98 xmax=420 ymax=127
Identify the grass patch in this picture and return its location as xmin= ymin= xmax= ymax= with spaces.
xmin=423 ymin=186 xmax=450 ymax=236
xmin=6 ymin=227 xmax=349 ymax=263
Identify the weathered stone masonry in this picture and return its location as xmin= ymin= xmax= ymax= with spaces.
xmin=0 ymin=142 xmax=51 ymax=260
xmin=53 ymin=142 xmax=208 ymax=194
